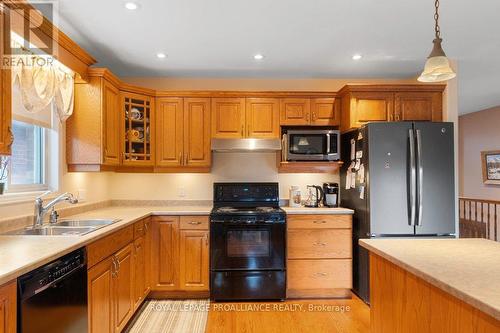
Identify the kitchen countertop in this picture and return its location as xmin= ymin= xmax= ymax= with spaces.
xmin=360 ymin=238 xmax=500 ymax=321
xmin=0 ymin=205 xmax=353 ymax=286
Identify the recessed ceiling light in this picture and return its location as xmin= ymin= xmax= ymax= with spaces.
xmin=124 ymin=2 xmax=138 ymax=10
xmin=352 ymin=54 xmax=362 ymax=60
xmin=156 ymin=53 xmax=167 ymax=59
xmin=254 ymin=54 xmax=264 ymax=60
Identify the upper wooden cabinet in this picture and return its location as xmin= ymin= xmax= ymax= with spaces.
xmin=211 ymin=98 xmax=246 ymax=138
xmin=122 ymin=92 xmax=154 ymax=167
xmin=0 ymin=281 xmax=16 ymax=333
xmin=155 ymin=98 xmax=183 ymax=167
xmin=155 ymin=97 xmax=211 ymax=169
xmin=245 ymin=98 xmax=280 ymax=138
xmin=339 ymin=85 xmax=445 ymax=132
xmin=394 ymin=91 xmax=443 ymax=122
xmin=0 ymin=8 xmax=13 ymax=156
xmin=280 ymin=98 xmax=311 ymax=125
xmin=280 ymin=98 xmax=339 ymax=126
xmin=67 ymin=76 xmax=121 ymax=171
xmin=310 ymin=98 xmax=340 ymax=126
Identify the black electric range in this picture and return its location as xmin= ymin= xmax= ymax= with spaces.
xmin=210 ymin=183 xmax=286 ymax=301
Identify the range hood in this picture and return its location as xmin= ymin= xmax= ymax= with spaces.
xmin=211 ymin=138 xmax=281 ymax=152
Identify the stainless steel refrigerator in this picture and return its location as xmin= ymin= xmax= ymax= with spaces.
xmin=340 ymin=122 xmax=456 ymax=304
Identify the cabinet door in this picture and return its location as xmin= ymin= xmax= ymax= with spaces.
xmin=0 ymin=281 xmax=16 ymax=333
xmin=211 ymin=98 xmax=245 ymax=138
xmin=352 ymin=92 xmax=394 ymax=126
xmin=151 ymin=217 xmax=180 ymax=291
xmin=133 ymin=236 xmax=146 ymax=310
xmin=179 ymin=230 xmax=209 ymax=291
xmin=246 ymin=98 xmax=280 ymax=138
xmin=102 ymin=80 xmax=120 ymax=165
xmin=0 ymin=9 xmax=13 ymax=155
xmin=280 ymin=98 xmax=311 ymax=125
xmin=113 ymin=244 xmax=134 ymax=333
xmin=394 ymin=92 xmax=442 ymax=122
xmin=155 ymin=98 xmax=184 ymax=167
xmin=310 ymin=98 xmax=339 ymax=126
xmin=122 ymin=93 xmax=154 ymax=166
xmin=143 ymin=219 xmax=152 ymax=298
xmin=184 ymin=98 xmax=211 ymax=167
xmin=88 ymin=257 xmax=114 ymax=333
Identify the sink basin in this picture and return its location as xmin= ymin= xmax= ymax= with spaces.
xmin=2 ymin=218 xmax=121 ymax=236
xmin=5 ymin=226 xmax=97 ymax=236
xmin=55 ymin=219 xmax=121 ymax=227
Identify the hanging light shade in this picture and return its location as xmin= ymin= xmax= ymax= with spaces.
xmin=417 ymin=0 xmax=456 ymax=82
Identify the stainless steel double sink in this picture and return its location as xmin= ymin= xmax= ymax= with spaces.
xmin=3 ymin=219 xmax=121 ymax=236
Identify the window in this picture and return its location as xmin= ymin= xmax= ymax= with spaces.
xmin=6 ymin=120 xmax=48 ymax=192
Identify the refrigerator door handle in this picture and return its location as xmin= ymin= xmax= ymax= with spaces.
xmin=408 ymin=129 xmax=417 ymax=226
xmin=416 ymin=129 xmax=423 ymax=226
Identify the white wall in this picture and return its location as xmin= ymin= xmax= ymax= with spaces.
xmin=109 ymin=153 xmax=338 ymax=200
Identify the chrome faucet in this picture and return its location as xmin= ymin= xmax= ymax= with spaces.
xmin=33 ymin=192 xmax=79 ymax=228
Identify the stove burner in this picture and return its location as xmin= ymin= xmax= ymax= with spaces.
xmin=256 ymin=207 xmax=275 ymax=212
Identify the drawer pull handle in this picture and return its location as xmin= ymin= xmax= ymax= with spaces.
xmin=189 ymin=221 xmax=202 ymax=225
xmin=314 ymin=272 xmax=328 ymax=277
xmin=313 ymin=242 xmax=326 ymax=246
xmin=313 ymin=220 xmax=327 ymax=224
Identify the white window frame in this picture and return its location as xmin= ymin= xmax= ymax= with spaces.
xmin=5 ymin=121 xmax=50 ymax=193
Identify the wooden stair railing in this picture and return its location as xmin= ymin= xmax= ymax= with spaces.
xmin=459 ymin=197 xmax=499 ymax=241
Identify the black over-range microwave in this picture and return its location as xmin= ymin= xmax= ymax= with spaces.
xmin=282 ymin=129 xmax=340 ymax=161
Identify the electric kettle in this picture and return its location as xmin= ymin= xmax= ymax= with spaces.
xmin=304 ymin=185 xmax=324 ymax=208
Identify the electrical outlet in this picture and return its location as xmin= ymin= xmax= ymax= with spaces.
xmin=77 ymin=189 xmax=87 ymax=202
xmin=178 ymin=187 xmax=187 ymax=198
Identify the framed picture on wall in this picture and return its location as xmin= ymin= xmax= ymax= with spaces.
xmin=481 ymin=150 xmax=500 ymax=185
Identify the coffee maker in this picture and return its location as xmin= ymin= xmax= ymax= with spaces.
xmin=322 ymin=183 xmax=339 ymax=207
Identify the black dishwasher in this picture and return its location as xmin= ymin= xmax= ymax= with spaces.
xmin=18 ymin=248 xmax=88 ymax=333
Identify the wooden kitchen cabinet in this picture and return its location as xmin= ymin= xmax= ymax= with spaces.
xmin=151 ymin=216 xmax=210 ymax=297
xmin=155 ymin=98 xmax=183 ymax=167
xmin=155 ymin=97 xmax=211 ymax=169
xmin=121 ymin=92 xmax=154 ymax=167
xmin=67 ymin=74 xmax=122 ymax=171
xmin=310 ymin=98 xmax=340 ymax=126
xmin=0 ymin=8 xmax=13 ymax=156
xmin=280 ymin=98 xmax=311 ymax=125
xmin=87 ymin=244 xmax=134 ymax=333
xmin=339 ymin=85 xmax=445 ymax=132
xmin=113 ymin=244 xmax=134 ymax=333
xmin=0 ymin=281 xmax=16 ymax=333
xmin=179 ymin=216 xmax=209 ymax=291
xmin=245 ymin=98 xmax=280 ymax=138
xmin=287 ymin=214 xmax=353 ymax=298
xmin=394 ymin=91 xmax=443 ymax=122
xmin=211 ymin=98 xmax=246 ymax=138
xmin=151 ymin=216 xmax=180 ymax=291
xmin=133 ymin=219 xmax=151 ymax=310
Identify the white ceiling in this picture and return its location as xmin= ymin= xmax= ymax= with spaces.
xmin=50 ymin=0 xmax=500 ymax=115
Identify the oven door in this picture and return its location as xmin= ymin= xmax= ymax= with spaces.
xmin=210 ymin=222 xmax=285 ymax=271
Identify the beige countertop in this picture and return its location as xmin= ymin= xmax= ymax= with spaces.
xmin=0 ymin=204 xmax=353 ymax=286
xmin=360 ymin=238 xmax=500 ymax=321
xmin=282 ymin=207 xmax=354 ymax=214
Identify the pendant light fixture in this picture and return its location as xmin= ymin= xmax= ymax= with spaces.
xmin=417 ymin=0 xmax=456 ymax=82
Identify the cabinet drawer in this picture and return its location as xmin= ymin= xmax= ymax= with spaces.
xmin=87 ymin=225 xmax=134 ymax=268
xmin=288 ymin=229 xmax=352 ymax=259
xmin=287 ymin=215 xmax=352 ymax=229
xmin=134 ymin=219 xmax=146 ymax=238
xmin=287 ymin=259 xmax=352 ymax=290
xmin=180 ymin=216 xmax=209 ymax=230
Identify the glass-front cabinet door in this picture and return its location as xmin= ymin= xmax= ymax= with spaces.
xmin=121 ymin=92 xmax=154 ymax=166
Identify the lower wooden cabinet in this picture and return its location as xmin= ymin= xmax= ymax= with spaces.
xmin=287 ymin=214 xmax=353 ymax=298
xmin=87 ymin=219 xmax=150 ymax=333
xmin=151 ymin=215 xmax=209 ymax=296
xmin=0 ymin=281 xmax=16 ymax=333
